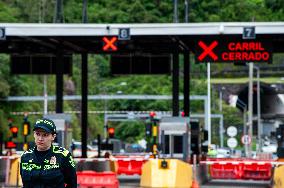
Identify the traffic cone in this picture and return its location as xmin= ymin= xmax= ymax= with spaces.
xmin=191 ymin=179 xmax=200 ymax=188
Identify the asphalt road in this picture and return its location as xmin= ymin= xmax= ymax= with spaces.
xmin=118 ymin=176 xmax=271 ymax=188
xmin=202 ymin=180 xmax=271 ymax=188
xmin=118 ymin=175 xmax=141 ymax=188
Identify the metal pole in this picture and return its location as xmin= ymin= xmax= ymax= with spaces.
xmin=256 ymin=67 xmax=261 ymax=153
xmin=104 ymin=88 xmax=108 ymax=140
xmin=161 ymin=130 xmax=165 ymax=155
xmin=43 ymin=75 xmax=48 ymax=114
xmin=172 ymin=53 xmax=179 ymax=116
xmin=81 ymin=53 xmax=88 ymax=158
xmin=82 ymin=0 xmax=88 ymax=23
xmin=54 ymin=0 xmax=63 ymax=23
xmin=183 ymin=52 xmax=190 ymax=116
xmin=173 ymin=0 xmax=179 ymax=23
xmin=207 ymin=63 xmax=211 ymax=145
xmin=219 ymin=89 xmax=222 ymax=112
xmin=183 ymin=133 xmax=188 ymax=161
xmin=220 ymin=116 xmax=224 ymax=147
xmin=184 ymin=0 xmax=188 ymax=23
xmin=248 ymin=62 xmax=254 ymax=157
xmin=55 ymin=48 xmax=63 ymax=113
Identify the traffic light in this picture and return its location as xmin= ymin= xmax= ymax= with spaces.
xmin=190 ymin=121 xmax=200 ymax=155
xmin=201 ymin=130 xmax=209 ymax=153
xmin=145 ymin=122 xmax=152 ymax=137
xmin=10 ymin=126 xmax=18 ymax=138
xmin=149 ymin=111 xmax=156 ymax=118
xmin=23 ymin=122 xmax=30 ymax=136
xmin=108 ymin=127 xmax=115 ymax=138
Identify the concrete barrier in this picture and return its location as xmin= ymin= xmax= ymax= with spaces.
xmin=140 ymin=159 xmax=193 ymax=188
xmin=273 ymin=165 xmax=284 ymax=188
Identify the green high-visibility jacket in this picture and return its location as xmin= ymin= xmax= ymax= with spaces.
xmin=20 ymin=145 xmax=77 ymax=188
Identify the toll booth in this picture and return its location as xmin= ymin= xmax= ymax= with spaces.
xmin=159 ymin=117 xmax=190 ymax=158
xmin=44 ymin=114 xmax=73 ymax=149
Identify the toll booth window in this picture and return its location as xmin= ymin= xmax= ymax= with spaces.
xmin=173 ymin=136 xmax=183 ymax=153
xmin=165 ymin=135 xmax=169 ymax=154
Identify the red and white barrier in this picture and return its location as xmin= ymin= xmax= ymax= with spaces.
xmin=74 ymin=156 xmax=148 ymax=176
xmin=201 ymin=158 xmax=277 ymax=180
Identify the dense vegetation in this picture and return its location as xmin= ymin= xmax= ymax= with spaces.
xmin=0 ymin=0 xmax=283 ymax=146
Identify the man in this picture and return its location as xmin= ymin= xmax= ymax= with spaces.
xmin=20 ymin=118 xmax=77 ymax=188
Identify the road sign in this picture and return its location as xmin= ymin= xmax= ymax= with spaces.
xmin=197 ymin=41 xmax=218 ymax=61
xmin=241 ymin=135 xmax=252 ymax=145
xmin=227 ymin=137 xmax=238 ymax=148
xmin=0 ymin=27 xmax=5 ymax=40
xmin=227 ymin=126 xmax=237 ymax=137
xmin=243 ymin=27 xmax=255 ymax=39
xmin=195 ymin=40 xmax=272 ymax=63
xmin=102 ymin=37 xmax=118 ymax=51
xmin=118 ymin=28 xmax=130 ymax=40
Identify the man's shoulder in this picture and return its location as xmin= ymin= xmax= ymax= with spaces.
xmin=52 ymin=145 xmax=70 ymax=157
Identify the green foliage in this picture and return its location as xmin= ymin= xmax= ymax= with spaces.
xmin=0 ymin=2 xmax=20 ymax=22
xmin=115 ymin=121 xmax=145 ymax=143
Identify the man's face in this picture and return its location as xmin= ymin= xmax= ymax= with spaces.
xmin=33 ymin=128 xmax=56 ymax=151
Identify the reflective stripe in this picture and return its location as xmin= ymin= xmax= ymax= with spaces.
xmin=52 ymin=145 xmax=69 ymax=157
xmin=22 ymin=163 xmax=41 ymax=171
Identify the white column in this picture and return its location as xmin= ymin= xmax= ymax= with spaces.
xmin=207 ymin=63 xmax=211 ymax=145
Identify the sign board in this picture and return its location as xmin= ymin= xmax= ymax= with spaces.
xmin=227 ymin=126 xmax=237 ymax=137
xmin=241 ymin=135 xmax=252 ymax=145
xmin=195 ymin=40 xmax=272 ymax=63
xmin=111 ymin=54 xmax=171 ymax=74
xmin=102 ymin=37 xmax=118 ymax=51
xmin=243 ymin=27 xmax=255 ymax=39
xmin=118 ymin=28 xmax=130 ymax=40
xmin=10 ymin=54 xmax=72 ymax=75
xmin=0 ymin=27 xmax=5 ymax=40
xmin=227 ymin=137 xmax=238 ymax=148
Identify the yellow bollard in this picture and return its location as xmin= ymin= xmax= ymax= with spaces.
xmin=8 ymin=157 xmax=22 ymax=187
xmin=140 ymin=159 xmax=193 ymax=188
xmin=273 ymin=165 xmax=284 ymax=188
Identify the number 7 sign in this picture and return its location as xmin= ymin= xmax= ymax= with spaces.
xmin=243 ymin=27 xmax=255 ymax=39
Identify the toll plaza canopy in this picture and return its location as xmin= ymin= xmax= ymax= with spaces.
xmin=1 ymin=22 xmax=284 ymax=157
xmin=0 ymin=22 xmax=284 ymax=54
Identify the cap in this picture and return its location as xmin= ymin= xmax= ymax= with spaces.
xmin=33 ymin=118 xmax=56 ymax=134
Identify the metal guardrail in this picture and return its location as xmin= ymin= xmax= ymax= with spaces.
xmin=2 ymin=95 xmax=207 ymax=101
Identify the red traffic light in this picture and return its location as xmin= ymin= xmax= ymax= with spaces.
xmin=108 ymin=127 xmax=115 ymax=138
xmin=108 ymin=127 xmax=115 ymax=134
xmin=149 ymin=111 xmax=156 ymax=118
xmin=10 ymin=126 xmax=18 ymax=138
xmin=10 ymin=126 xmax=18 ymax=134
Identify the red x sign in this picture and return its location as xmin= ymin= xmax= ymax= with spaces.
xmin=102 ymin=37 xmax=118 ymax=51
xmin=198 ymin=41 xmax=218 ymax=61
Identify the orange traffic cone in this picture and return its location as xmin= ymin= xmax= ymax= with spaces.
xmin=191 ymin=179 xmax=200 ymax=188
